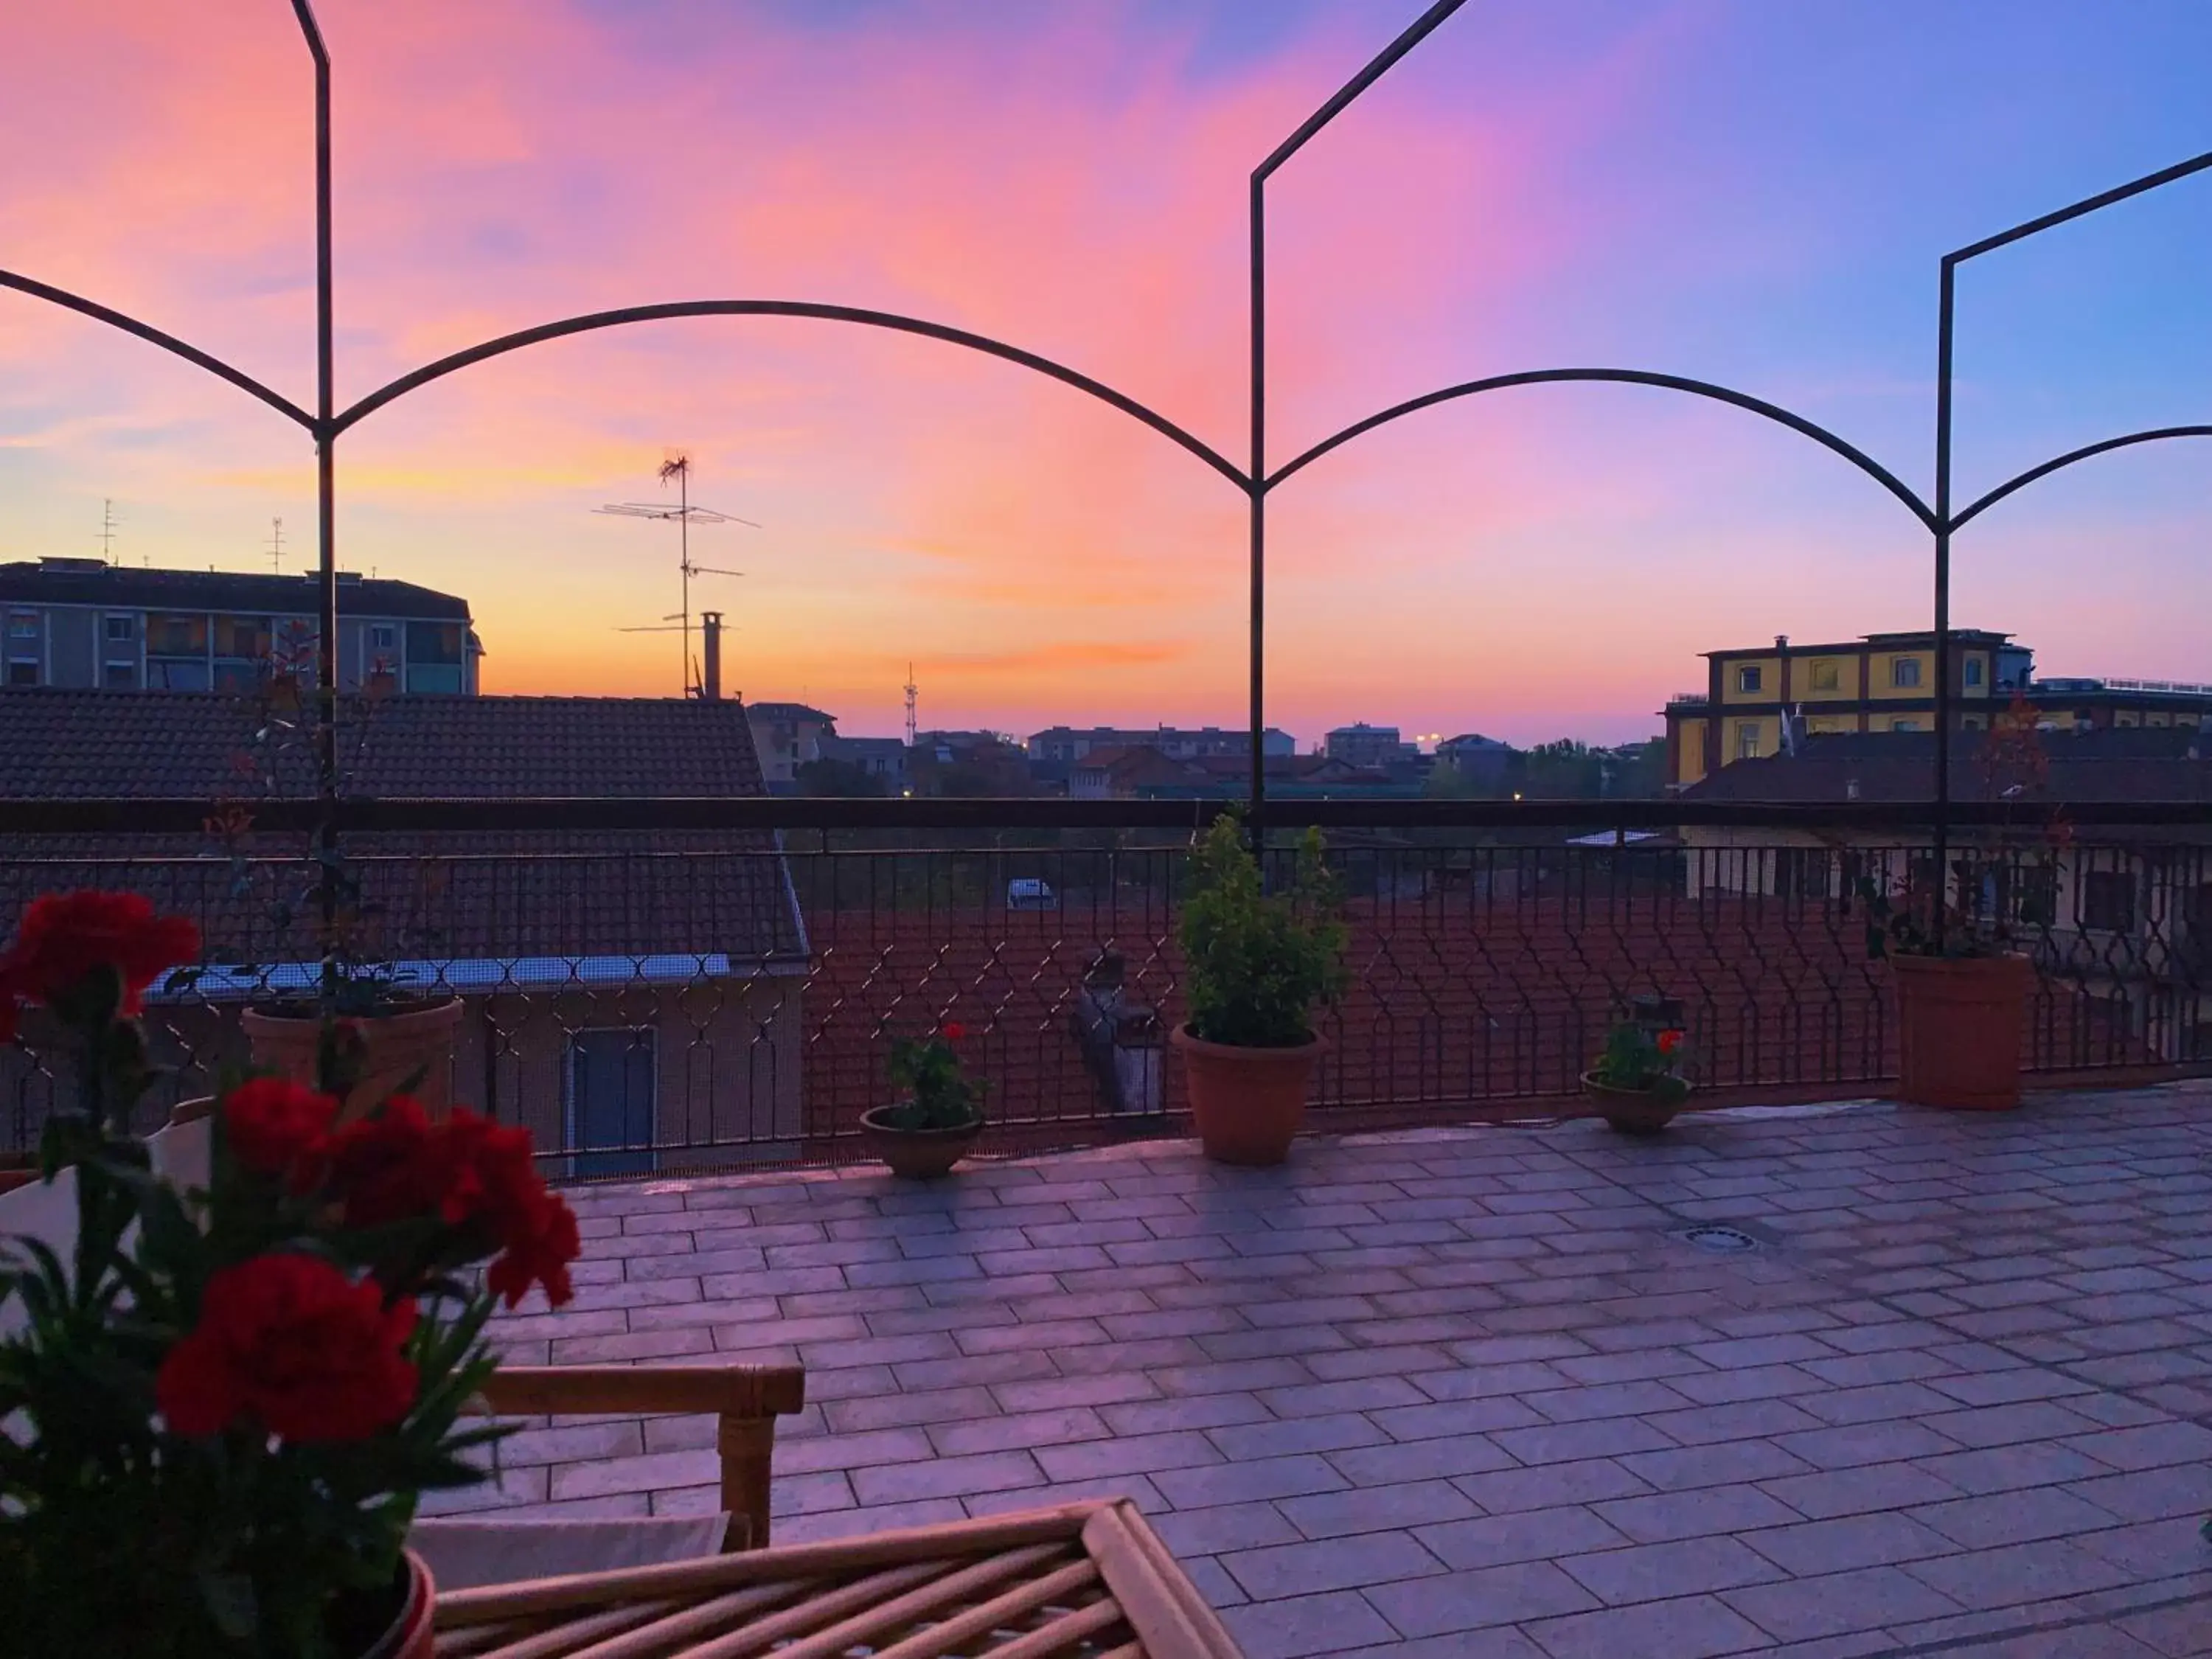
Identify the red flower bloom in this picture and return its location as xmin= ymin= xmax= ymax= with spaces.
xmin=322 ymin=1099 xmax=580 ymax=1308
xmin=940 ymin=1022 xmax=967 ymax=1042
xmin=0 ymin=890 xmax=199 ymax=1015
xmin=1656 ymin=1029 xmax=1685 ymax=1057
xmin=156 ymin=1253 xmax=417 ymax=1442
xmin=220 ymin=1077 xmax=339 ymax=1181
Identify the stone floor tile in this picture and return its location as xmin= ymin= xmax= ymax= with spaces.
xmin=1615 ymin=1438 xmax=1818 ymax=1493
xmin=1737 ymin=1511 xmax=1959 ymax=1575
xmin=1642 ymin=1397 xmax=1828 ymax=1446
xmin=1206 ymin=1411 xmax=1386 ymax=1463
xmin=1222 ymin=1531 xmax=1444 ymax=1601
xmin=1759 ymin=1462 xmax=1969 ymax=1520
xmin=1366 ymin=1559 xmax=1599 ymax=1636
xmin=2061 ymin=1465 xmax=2212 ymax=1523
xmin=1034 ymin=1428 xmax=1222 ymax=1481
xmin=1901 ymin=1538 xmax=2137 ymax=1612
xmin=1773 ymin=1419 xmax=1967 ymax=1470
xmin=1911 ymin=1440 xmax=2115 ymax=1497
xmin=1411 ymin=1503 xmax=1630 ymax=1571
xmin=1593 ymin=1482 xmax=1804 ymax=1543
xmin=1219 ymin=1589 xmax=1399 ymax=1659
xmin=1492 ymin=1416 xmax=1679 ymax=1466
xmin=1453 ymin=1457 xmax=1655 ymax=1516
xmin=925 ymin=1405 xmax=1105 ymax=1457
xmin=1721 ymin=1565 xmax=1966 ymax=1642
xmin=1327 ymin=1433 xmax=1518 ymax=1486
xmin=2062 ymin=1421 xmax=2212 ymax=1472
xmin=1152 ymin=1500 xmax=1301 ymax=1557
xmin=2067 ymin=1515 xmax=2212 ymax=1580
xmin=1278 ymin=1480 xmax=1478 ymax=1540
xmin=1560 ymin=1534 xmax=1787 ymax=1607
xmin=2115 ymin=1596 xmax=2212 ymax=1657
xmin=1153 ymin=1453 xmax=1352 ymax=1509
xmin=1520 ymin=1594 xmax=1771 ymax=1659
xmin=848 ymin=1448 xmax=1043 ymax=1505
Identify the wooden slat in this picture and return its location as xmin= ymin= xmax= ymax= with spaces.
xmin=1095 ymin=1644 xmax=1145 ymax=1659
xmin=666 ymin=1561 xmax=950 ymax=1659
xmin=539 ymin=1582 xmax=804 ymax=1659
xmin=436 ymin=1505 xmax=1100 ymax=1628
xmin=748 ymin=1543 xmax=1074 ymax=1659
xmin=1082 ymin=1504 xmax=1212 ymax=1658
xmin=849 ymin=1554 xmax=1100 ymax=1659
xmin=953 ymin=1595 xmax=1124 ymax=1659
xmin=477 ymin=1366 xmax=806 ymax=1420
xmin=449 ymin=1596 xmax=681 ymax=1659
xmin=1112 ymin=1501 xmax=1249 ymax=1658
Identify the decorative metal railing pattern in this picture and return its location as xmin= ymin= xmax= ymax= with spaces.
xmin=5 ymin=810 xmax=2205 ymax=1173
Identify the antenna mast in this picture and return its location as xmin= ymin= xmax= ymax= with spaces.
xmin=268 ymin=516 xmax=286 ymax=574
xmin=596 ymin=454 xmax=759 ymax=696
xmin=904 ymin=663 xmax=919 ymax=745
xmin=97 ymin=498 xmax=118 ymax=563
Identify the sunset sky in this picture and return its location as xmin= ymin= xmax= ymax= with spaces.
xmin=1 ymin=1 xmax=2206 ymax=747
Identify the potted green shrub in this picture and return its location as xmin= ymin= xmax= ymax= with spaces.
xmin=860 ymin=1023 xmax=986 ymax=1179
xmin=1859 ymin=873 xmax=2032 ymax=1110
xmin=1172 ymin=815 xmax=1346 ymax=1166
xmin=1582 ymin=1000 xmax=1692 ymax=1135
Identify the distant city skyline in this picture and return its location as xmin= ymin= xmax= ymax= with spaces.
xmin=1 ymin=1 xmax=2206 ymax=749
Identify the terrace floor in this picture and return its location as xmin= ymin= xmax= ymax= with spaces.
xmin=451 ymin=1084 xmax=2212 ymax=1658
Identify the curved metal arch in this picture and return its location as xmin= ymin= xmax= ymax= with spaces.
xmin=0 ymin=268 xmax=316 ymax=433
xmin=1265 ymin=366 xmax=1938 ymax=532
xmin=333 ymin=299 xmax=1247 ymax=487
xmin=1952 ymin=425 xmax=2212 ymax=532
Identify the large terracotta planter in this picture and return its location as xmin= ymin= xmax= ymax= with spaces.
xmin=0 ymin=1151 xmax=39 ymax=1196
xmin=1891 ymin=952 xmax=2031 ymax=1111
xmin=858 ymin=1106 xmax=984 ymax=1180
xmin=1172 ymin=1025 xmax=1320 ymax=1167
xmin=243 ymin=997 xmax=463 ymax=1121
xmin=1580 ymin=1073 xmax=1691 ymax=1137
xmin=352 ymin=1549 xmax=434 ymax=1659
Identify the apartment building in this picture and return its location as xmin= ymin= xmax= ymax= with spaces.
xmin=1325 ymin=723 xmax=1417 ymax=768
xmin=1026 ymin=724 xmax=1296 ymax=763
xmin=0 ymin=558 xmax=479 ymax=694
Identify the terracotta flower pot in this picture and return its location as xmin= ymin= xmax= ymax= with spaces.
xmin=0 ymin=1150 xmax=39 ymax=1196
xmin=355 ymin=1549 xmax=435 ymax=1659
xmin=1891 ymin=952 xmax=2031 ymax=1111
xmin=1172 ymin=1025 xmax=1320 ymax=1167
xmin=242 ymin=997 xmax=464 ymax=1121
xmin=859 ymin=1106 xmax=984 ymax=1180
xmin=1580 ymin=1073 xmax=1691 ymax=1137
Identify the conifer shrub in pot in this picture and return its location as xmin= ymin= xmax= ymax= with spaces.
xmin=1859 ymin=872 xmax=2034 ymax=1110
xmin=1172 ymin=815 xmax=1346 ymax=1166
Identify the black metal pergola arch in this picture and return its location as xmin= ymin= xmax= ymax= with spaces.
xmin=0 ymin=0 xmax=2207 ymax=936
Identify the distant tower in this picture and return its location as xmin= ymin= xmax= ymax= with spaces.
xmin=903 ymin=663 xmax=918 ymax=745
xmin=268 ymin=516 xmax=285 ymax=574
xmin=97 ymin=498 xmax=119 ymax=563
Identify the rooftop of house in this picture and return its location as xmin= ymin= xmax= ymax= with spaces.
xmin=1700 ymin=627 xmax=2017 ymax=659
xmin=0 ymin=689 xmax=804 ymax=968
xmin=0 ymin=558 xmax=471 ymax=621
xmin=1680 ymin=724 xmax=2212 ymax=805
xmin=745 ymin=702 xmax=838 ymax=724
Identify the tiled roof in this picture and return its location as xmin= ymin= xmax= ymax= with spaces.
xmin=0 ymin=562 xmax=470 ymax=620
xmin=746 ymin=701 xmax=837 ymax=723
xmin=1682 ymin=727 xmax=2212 ymax=804
xmin=0 ymin=691 xmax=804 ymax=969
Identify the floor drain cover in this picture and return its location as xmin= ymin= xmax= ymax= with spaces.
xmin=1678 ymin=1225 xmax=1759 ymax=1253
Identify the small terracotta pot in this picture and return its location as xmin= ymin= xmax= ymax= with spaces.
xmin=1891 ymin=953 xmax=2031 ymax=1111
xmin=242 ymin=998 xmax=464 ymax=1121
xmin=0 ymin=1151 xmax=40 ymax=1196
xmin=357 ymin=1550 xmax=434 ymax=1659
xmin=1581 ymin=1073 xmax=1690 ymax=1137
xmin=1172 ymin=1025 xmax=1320 ymax=1167
xmin=858 ymin=1106 xmax=984 ymax=1180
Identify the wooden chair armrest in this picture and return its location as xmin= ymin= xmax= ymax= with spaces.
xmin=475 ymin=1364 xmax=806 ymax=1548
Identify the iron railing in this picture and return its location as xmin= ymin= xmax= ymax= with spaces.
xmin=4 ymin=800 xmax=2206 ymax=1175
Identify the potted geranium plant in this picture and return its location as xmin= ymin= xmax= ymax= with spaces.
xmin=860 ymin=1023 xmax=986 ymax=1179
xmin=0 ymin=888 xmax=580 ymax=1658
xmin=1172 ymin=814 xmax=1346 ymax=1166
xmin=1859 ymin=871 xmax=2034 ymax=1111
xmin=1582 ymin=999 xmax=1692 ymax=1135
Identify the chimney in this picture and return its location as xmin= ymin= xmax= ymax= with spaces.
xmin=1775 ymin=635 xmax=1789 ymax=651
xmin=700 ymin=611 xmax=723 ymax=701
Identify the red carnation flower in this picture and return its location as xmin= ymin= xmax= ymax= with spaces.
xmin=1656 ymin=1029 xmax=1685 ymax=1057
xmin=0 ymin=890 xmax=199 ymax=1016
xmin=324 ymin=1096 xmax=482 ymax=1229
xmin=448 ymin=1110 xmax=579 ymax=1309
xmin=157 ymin=1253 xmax=417 ymax=1442
xmin=220 ymin=1077 xmax=339 ymax=1182
xmin=940 ymin=1022 xmax=967 ymax=1042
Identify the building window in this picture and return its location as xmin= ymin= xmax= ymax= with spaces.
xmin=1892 ymin=657 xmax=1922 ymax=689
xmin=147 ymin=659 xmax=211 ymax=692
xmin=147 ymin=613 xmax=207 ymax=657
xmin=1809 ymin=660 xmax=1839 ymax=692
xmin=7 ymin=613 xmax=35 ymax=640
xmin=7 ymin=661 xmax=38 ymax=686
xmin=404 ymin=664 xmax=463 ymax=694
xmin=1735 ymin=723 xmax=1761 ymax=760
xmin=104 ymin=614 xmax=136 ymax=642
xmin=369 ymin=623 xmax=397 ymax=652
xmin=566 ymin=1029 xmax=657 ymax=1178
xmin=406 ymin=621 xmax=464 ymax=665
xmin=103 ymin=662 xmax=136 ymax=689
xmin=2081 ymin=869 xmax=2135 ymax=933
xmin=1890 ymin=717 xmax=1921 ymax=733
xmin=2016 ymin=865 xmax=2057 ymax=928
xmin=1736 ymin=666 xmax=1762 ymax=695
xmin=1964 ymin=658 xmax=1983 ymax=688
xmin=218 ymin=617 xmax=270 ymax=659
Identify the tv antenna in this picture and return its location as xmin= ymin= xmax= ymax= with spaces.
xmin=97 ymin=498 xmax=119 ymax=563
xmin=597 ymin=454 xmax=758 ymax=697
xmin=268 ymin=516 xmax=285 ymax=574
xmin=904 ymin=663 xmax=919 ymax=745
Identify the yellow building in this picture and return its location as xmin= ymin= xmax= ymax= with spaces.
xmin=1666 ymin=630 xmax=2030 ymax=790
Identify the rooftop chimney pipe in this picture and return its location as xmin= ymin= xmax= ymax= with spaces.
xmin=700 ymin=611 xmax=723 ymax=702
